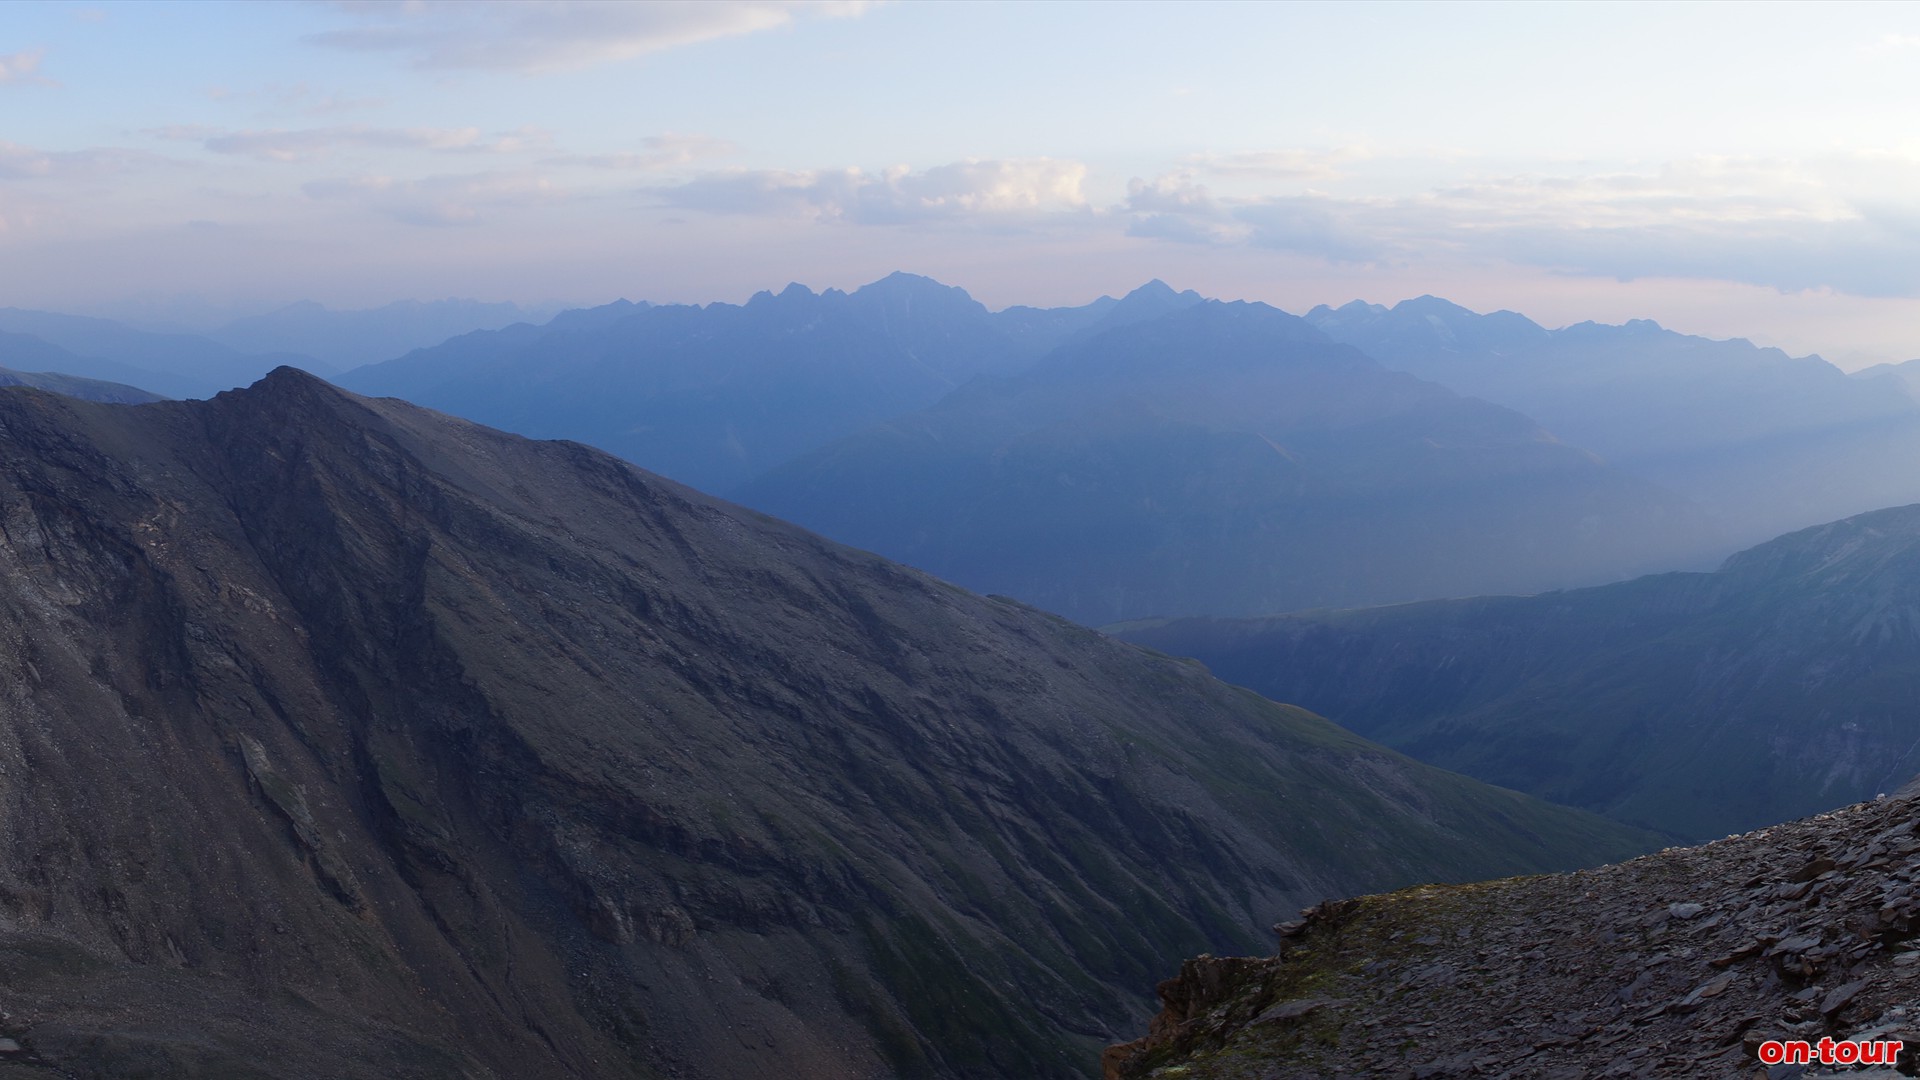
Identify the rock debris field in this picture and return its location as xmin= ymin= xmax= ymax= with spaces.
xmin=1108 ymin=782 xmax=1920 ymax=1079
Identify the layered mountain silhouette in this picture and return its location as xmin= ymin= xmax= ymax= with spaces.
xmin=207 ymin=298 xmax=557 ymax=372
xmin=1308 ymin=296 xmax=1920 ymax=547
xmin=0 ymin=331 xmax=167 ymax=403
xmin=0 ymin=371 xmax=1650 ymax=1079
xmin=337 ymin=273 xmax=1130 ymax=493
xmin=0 ymin=309 xmax=316 ymax=398
xmin=1114 ymin=502 xmax=1920 ymax=841
xmin=1853 ymin=356 xmax=1920 ymax=405
xmin=740 ymin=298 xmax=1719 ymax=624
xmin=0 ymin=363 xmax=164 ymax=404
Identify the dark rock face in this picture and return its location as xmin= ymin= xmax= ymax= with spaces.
xmin=1106 ymin=784 xmax=1920 ymax=1079
xmin=0 ymin=370 xmax=1652 ymax=1079
xmin=1112 ymin=502 xmax=1920 ymax=842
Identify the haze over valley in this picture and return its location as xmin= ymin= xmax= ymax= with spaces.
xmin=12 ymin=3 xmax=1920 ymax=1077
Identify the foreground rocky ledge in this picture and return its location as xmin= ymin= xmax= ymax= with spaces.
xmin=1107 ymin=786 xmax=1920 ymax=1079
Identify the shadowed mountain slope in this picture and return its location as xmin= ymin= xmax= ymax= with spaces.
xmin=739 ymin=300 xmax=1719 ymax=625
xmin=0 ymin=370 xmax=1652 ymax=1079
xmin=1113 ymin=503 xmax=1920 ymax=841
xmin=1108 ymin=784 xmax=1920 ymax=1079
xmin=1309 ymin=297 xmax=1920 ymax=548
xmin=336 ymin=273 xmax=1117 ymax=493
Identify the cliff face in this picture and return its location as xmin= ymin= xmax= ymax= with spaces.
xmin=0 ymin=371 xmax=1652 ymax=1079
xmin=1106 ymin=785 xmax=1920 ymax=1080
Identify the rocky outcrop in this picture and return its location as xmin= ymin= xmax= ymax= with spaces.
xmin=1107 ymin=784 xmax=1920 ymax=1078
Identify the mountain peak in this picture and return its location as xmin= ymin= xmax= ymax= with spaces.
xmin=855 ymin=270 xmax=965 ymax=297
xmin=849 ymin=271 xmax=989 ymax=318
xmin=1390 ymin=294 xmax=1479 ymax=319
xmin=1120 ymin=279 xmax=1205 ymax=305
xmin=1083 ymin=279 xmax=1207 ymax=333
xmin=745 ymin=281 xmax=819 ymax=309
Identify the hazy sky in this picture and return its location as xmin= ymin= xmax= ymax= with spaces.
xmin=9 ymin=0 xmax=1920 ymax=363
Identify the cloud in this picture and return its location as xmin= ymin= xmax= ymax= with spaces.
xmin=547 ymin=133 xmax=738 ymax=171
xmin=654 ymin=158 xmax=1089 ymax=225
xmin=1123 ymin=174 xmax=1251 ymax=245
xmin=1123 ymin=172 xmax=1385 ymax=261
xmin=0 ymin=140 xmax=162 ymax=180
xmin=164 ymin=125 xmax=552 ymax=162
xmin=307 ymin=0 xmax=876 ymax=75
xmin=1118 ymin=155 xmax=1920 ymax=296
xmin=0 ymin=49 xmax=55 ymax=87
xmin=302 ymin=169 xmax=566 ymax=226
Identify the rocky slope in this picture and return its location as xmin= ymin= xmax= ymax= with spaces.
xmin=1107 ymin=782 xmax=1920 ymax=1079
xmin=0 ymin=372 xmax=1652 ymax=1079
xmin=1113 ymin=503 xmax=1920 ymax=842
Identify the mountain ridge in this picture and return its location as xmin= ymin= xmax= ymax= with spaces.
xmin=0 ymin=367 xmax=1654 ymax=1079
xmin=1111 ymin=501 xmax=1920 ymax=841
xmin=739 ymin=299 xmax=1720 ymax=624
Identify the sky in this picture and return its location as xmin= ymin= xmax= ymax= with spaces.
xmin=8 ymin=0 xmax=1920 ymax=364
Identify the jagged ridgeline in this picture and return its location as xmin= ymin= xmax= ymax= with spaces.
xmin=0 ymin=370 xmax=1652 ymax=1079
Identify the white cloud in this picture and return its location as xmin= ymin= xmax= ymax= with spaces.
xmin=1119 ymin=154 xmax=1920 ymax=296
xmin=0 ymin=49 xmax=54 ymax=87
xmin=302 ymin=169 xmax=567 ymax=226
xmin=548 ymin=133 xmax=738 ymax=171
xmin=167 ymin=125 xmax=552 ymax=162
xmin=654 ymin=158 xmax=1089 ymax=224
xmin=307 ymin=0 xmax=877 ymax=75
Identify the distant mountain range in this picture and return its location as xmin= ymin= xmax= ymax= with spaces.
xmin=336 ymin=273 xmax=1148 ymax=493
xmin=0 ymin=370 xmax=1648 ymax=1079
xmin=1113 ymin=501 xmax=1920 ymax=840
xmin=0 ymin=308 xmax=316 ymax=398
xmin=1307 ymin=296 xmax=1920 ymax=548
xmin=740 ymin=296 xmax=1719 ymax=624
xmin=0 ymin=299 xmax=556 ymax=400
xmin=18 ymin=277 xmax=1920 ymax=630
xmin=1853 ymin=356 xmax=1920 ymax=403
xmin=205 ymin=298 xmax=558 ymax=371
xmin=0 ymin=361 xmax=165 ymax=404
